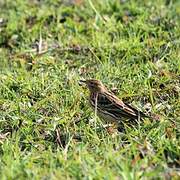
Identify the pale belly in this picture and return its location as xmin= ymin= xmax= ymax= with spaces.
xmin=95 ymin=108 xmax=122 ymax=124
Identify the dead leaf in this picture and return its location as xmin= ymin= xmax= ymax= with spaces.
xmin=0 ymin=132 xmax=10 ymax=143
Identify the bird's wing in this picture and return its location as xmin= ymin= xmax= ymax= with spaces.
xmin=104 ymin=92 xmax=139 ymax=119
xmin=90 ymin=92 xmax=140 ymax=119
xmin=123 ymin=102 xmax=148 ymax=118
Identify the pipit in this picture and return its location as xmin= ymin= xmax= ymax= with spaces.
xmin=80 ymin=79 xmax=150 ymax=128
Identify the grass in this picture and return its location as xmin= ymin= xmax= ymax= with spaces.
xmin=0 ymin=0 xmax=180 ymax=179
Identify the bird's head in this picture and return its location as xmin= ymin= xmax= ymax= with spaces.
xmin=79 ymin=79 xmax=106 ymax=93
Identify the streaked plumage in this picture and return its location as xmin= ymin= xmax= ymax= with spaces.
xmin=80 ymin=79 xmax=148 ymax=125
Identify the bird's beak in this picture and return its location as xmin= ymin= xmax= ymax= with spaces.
xmin=79 ymin=79 xmax=87 ymax=86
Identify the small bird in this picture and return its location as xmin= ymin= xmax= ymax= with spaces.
xmin=79 ymin=79 xmax=149 ymax=127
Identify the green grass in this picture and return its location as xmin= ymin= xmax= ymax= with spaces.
xmin=0 ymin=0 xmax=180 ymax=179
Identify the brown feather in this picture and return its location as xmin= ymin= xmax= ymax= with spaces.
xmin=81 ymin=79 xmax=148 ymax=123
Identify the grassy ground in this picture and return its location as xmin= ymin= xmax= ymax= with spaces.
xmin=0 ymin=0 xmax=180 ymax=179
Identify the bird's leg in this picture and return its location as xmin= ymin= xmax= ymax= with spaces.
xmin=104 ymin=123 xmax=119 ymax=136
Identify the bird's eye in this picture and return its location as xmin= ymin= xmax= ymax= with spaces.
xmin=89 ymin=82 xmax=94 ymax=86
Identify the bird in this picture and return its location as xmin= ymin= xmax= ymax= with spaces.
xmin=79 ymin=79 xmax=150 ymax=127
